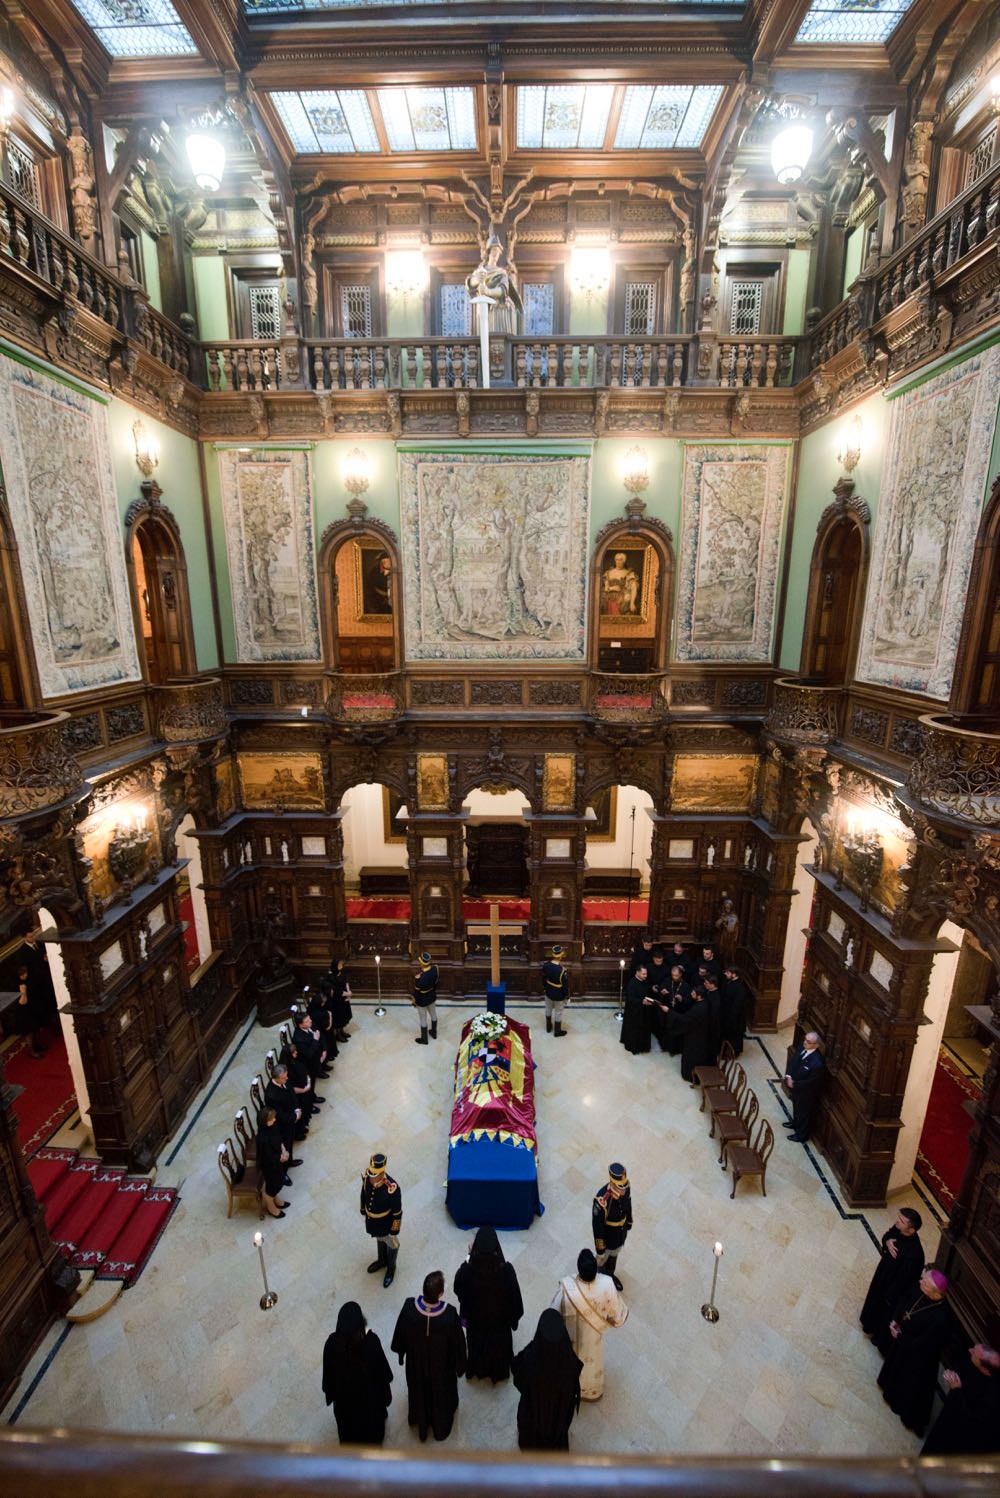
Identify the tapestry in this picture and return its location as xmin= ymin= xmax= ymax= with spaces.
xmin=0 ymin=355 xmax=140 ymax=696
xmin=217 ymin=448 xmax=320 ymax=662
xmin=674 ymin=443 xmax=791 ymax=662
xmin=398 ymin=448 xmax=591 ymax=661
xmin=856 ymin=344 xmax=1000 ymax=698
xmin=671 ymin=754 xmax=758 ymax=812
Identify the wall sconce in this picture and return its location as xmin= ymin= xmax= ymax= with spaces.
xmin=842 ymin=810 xmax=883 ymax=913
xmin=569 ymin=245 xmax=612 ymax=302
xmin=836 ymin=413 xmax=864 ymax=477
xmin=622 ymin=445 xmax=650 ymax=497
xmin=185 ymin=119 xmax=226 ymax=193
xmin=385 ymin=248 xmax=427 ymax=305
xmin=107 ymin=804 xmax=152 ymax=893
xmin=343 ymin=446 xmax=371 ymax=503
xmin=133 ymin=419 xmax=160 ymax=480
xmin=771 ymin=123 xmax=813 ymax=185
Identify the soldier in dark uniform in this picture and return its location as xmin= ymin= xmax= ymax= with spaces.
xmin=542 ymin=946 xmax=569 ymax=1037
xmin=361 ymin=1151 xmax=402 ymax=1288
xmin=413 ymin=952 xmax=440 ymax=1045
xmin=592 ymin=1162 xmax=632 ymax=1291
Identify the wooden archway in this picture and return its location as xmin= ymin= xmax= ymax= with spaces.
xmin=317 ymin=514 xmax=403 ymax=673
xmin=588 ymin=510 xmax=675 ymax=672
xmin=949 ymin=472 xmax=1000 ymax=720
xmin=124 ymin=496 xmax=196 ymax=685
xmin=798 ymin=479 xmax=871 ymax=685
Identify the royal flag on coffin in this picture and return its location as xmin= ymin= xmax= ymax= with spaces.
xmin=450 ymin=1016 xmax=537 ymax=1152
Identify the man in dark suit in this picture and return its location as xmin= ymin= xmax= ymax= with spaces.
xmin=265 ymin=1063 xmax=303 ymax=1165
xmin=784 ymin=1032 xmax=825 ymax=1143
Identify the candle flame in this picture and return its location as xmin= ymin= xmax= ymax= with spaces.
xmin=253 ymin=1231 xmax=263 ymax=1247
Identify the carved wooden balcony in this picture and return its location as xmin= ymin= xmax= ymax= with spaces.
xmin=765 ymin=678 xmax=843 ymax=745
xmin=327 ymin=672 xmax=404 ymax=724
xmin=906 ymin=714 xmax=1000 ymax=827
xmin=717 ymin=339 xmax=798 ymax=388
xmin=155 ymin=677 xmax=227 ymax=745
xmin=588 ymin=672 xmax=669 ymax=725
xmin=0 ymin=710 xmax=85 ymax=819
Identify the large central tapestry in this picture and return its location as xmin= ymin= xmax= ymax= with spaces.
xmin=0 ymin=354 xmax=140 ymax=697
xmin=398 ymin=447 xmax=591 ymax=661
xmin=856 ymin=343 xmax=1000 ymax=698
xmin=674 ymin=443 xmax=790 ymax=663
xmin=217 ymin=447 xmax=320 ymax=662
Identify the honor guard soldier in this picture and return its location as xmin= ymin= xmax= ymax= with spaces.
xmin=542 ymin=945 xmax=570 ymax=1037
xmin=592 ymin=1162 xmax=632 ymax=1291
xmin=413 ymin=951 xmax=440 ymax=1045
xmin=361 ymin=1152 xmax=402 ymax=1288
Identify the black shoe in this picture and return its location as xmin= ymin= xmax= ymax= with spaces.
xmin=612 ymin=1275 xmax=624 ymax=1291
xmin=337 ymin=1032 xmax=351 ymax=1042
xmin=789 ymin=1134 xmax=808 ymax=1143
xmin=313 ymin=1096 xmax=326 ymax=1105
xmin=383 ymin=1247 xmax=398 ymax=1288
xmin=269 ymin=1211 xmax=287 ymax=1219
xmin=554 ymin=1024 xmax=566 ymax=1038
xmin=546 ymin=1016 xmax=553 ymax=1033
xmin=282 ymin=1175 xmax=293 ymax=1186
xmin=782 ymin=1121 xmax=795 ymax=1129
xmin=368 ymin=1241 xmax=388 ymax=1273
xmin=415 ymin=1033 xmax=429 ymax=1045
xmin=288 ymin=1158 xmax=304 ymax=1168
xmin=430 ymin=1022 xmax=438 ymax=1040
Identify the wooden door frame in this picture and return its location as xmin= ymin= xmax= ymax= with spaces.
xmin=123 ymin=498 xmax=197 ymax=684
xmin=797 ymin=482 xmax=871 ymax=684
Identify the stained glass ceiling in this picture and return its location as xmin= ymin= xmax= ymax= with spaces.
xmin=794 ymin=0 xmax=915 ymax=45
xmin=244 ymin=0 xmax=741 ymax=12
xmin=271 ymin=87 xmax=478 ymax=153
xmin=516 ymin=84 xmax=724 ymax=150
xmin=68 ymin=0 xmax=199 ymax=57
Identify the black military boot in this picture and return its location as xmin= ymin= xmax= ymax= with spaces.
xmin=368 ymin=1241 xmax=387 ymax=1274
xmin=383 ymin=1246 xmax=398 ymax=1289
xmin=605 ymin=1255 xmax=623 ymax=1291
xmin=430 ymin=1020 xmax=438 ymax=1040
xmin=414 ymin=1029 xmax=429 ymax=1045
xmin=554 ymin=1022 xmax=567 ymax=1038
xmin=546 ymin=1015 xmax=553 ymax=1033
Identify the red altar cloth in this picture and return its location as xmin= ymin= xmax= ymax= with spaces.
xmin=450 ymin=1016 xmax=537 ymax=1153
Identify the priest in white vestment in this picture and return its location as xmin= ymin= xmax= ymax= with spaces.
xmin=551 ymin=1248 xmax=629 ymax=1400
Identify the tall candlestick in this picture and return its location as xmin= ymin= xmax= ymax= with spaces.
xmin=615 ymin=957 xmax=625 ymax=1021
xmin=254 ymin=1230 xmax=278 ymax=1310
xmin=374 ymin=952 xmax=385 ymax=1017
xmin=701 ymin=1240 xmax=723 ymax=1323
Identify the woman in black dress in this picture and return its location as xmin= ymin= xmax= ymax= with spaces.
xmin=256 ymin=1107 xmax=289 ymax=1219
xmin=860 ymin=1208 xmax=924 ymax=1353
xmin=9 ymin=966 xmax=48 ymax=1058
xmin=328 ymin=959 xmax=354 ymax=1042
xmin=322 ymin=1301 xmax=393 ymax=1445
xmin=453 ymin=1225 xmax=524 ymax=1383
xmin=512 ymin=1308 xmax=583 ymax=1451
xmin=878 ymin=1267 xmax=952 ymax=1435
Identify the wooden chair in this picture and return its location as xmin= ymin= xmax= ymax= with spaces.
xmin=693 ymin=1039 xmax=735 ymax=1099
xmin=728 ymin=1117 xmax=775 ymax=1199
xmin=234 ymin=1106 xmax=257 ymax=1164
xmin=264 ymin=1047 xmax=278 ymax=1081
xmin=706 ymin=1062 xmax=746 ymax=1138
xmin=217 ymin=1139 xmax=263 ymax=1219
xmin=249 ymin=1074 xmax=267 ymax=1121
xmin=278 ymin=1023 xmax=291 ymax=1053
xmin=715 ymin=1085 xmax=759 ymax=1167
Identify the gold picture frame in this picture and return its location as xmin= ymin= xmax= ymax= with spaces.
xmin=215 ymin=757 xmax=236 ymax=818
xmin=586 ymin=785 xmax=618 ymax=841
xmin=238 ymin=752 xmax=325 ymax=810
xmin=382 ymin=785 xmax=407 ymax=844
xmin=670 ymin=754 xmax=758 ymax=813
xmin=599 ymin=544 xmax=654 ymax=624
xmin=543 ymin=752 xmax=575 ymax=811
xmin=416 ymin=753 xmax=449 ymax=811
xmin=354 ymin=539 xmax=394 ymax=622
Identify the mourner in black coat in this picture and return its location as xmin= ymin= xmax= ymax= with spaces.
xmin=453 ymin=1225 xmax=524 ymax=1383
xmin=878 ymin=1268 xmax=953 ymax=1436
xmin=783 ymin=1033 xmax=826 ymax=1142
xmin=255 ymin=1107 xmax=289 ymax=1217
xmin=720 ymin=966 xmax=751 ymax=1054
xmin=860 ymin=1209 xmax=925 ymax=1354
xmin=664 ymin=966 xmax=692 ymax=1056
xmin=512 ymin=1309 xmax=583 ymax=1451
xmin=391 ymin=1271 xmax=466 ymax=1442
xmin=619 ymin=967 xmax=653 ymax=1055
xmin=921 ymin=1340 xmax=1000 ymax=1455
xmin=327 ymin=958 xmax=354 ymax=1039
xmin=264 ymin=1065 xmax=302 ymax=1156
xmin=666 ymin=990 xmax=713 ymax=1082
xmin=323 ymin=1301 xmax=393 ymax=1445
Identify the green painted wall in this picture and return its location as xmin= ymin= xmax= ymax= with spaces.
xmin=569 ymin=285 xmax=608 ymax=337
xmin=782 ymin=249 xmax=810 ymax=336
xmin=842 ymin=229 xmax=864 ymax=299
xmin=192 ymin=256 xmax=229 ymax=341
xmin=107 ymin=399 xmax=218 ymax=671
xmin=386 ymin=287 xmax=427 ymax=340
xmin=201 ymin=450 xmax=237 ymax=664
xmin=139 ymin=230 xmax=162 ymax=313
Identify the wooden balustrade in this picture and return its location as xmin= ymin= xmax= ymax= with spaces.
xmin=872 ymin=162 xmax=1000 ymax=323
xmin=588 ymin=671 xmax=669 ymax=724
xmin=0 ymin=710 xmax=85 ymax=818
xmin=906 ymin=713 xmax=1000 ymax=827
xmin=327 ymin=671 xmax=405 ymax=723
xmin=717 ymin=339 xmax=798 ymax=388
xmin=765 ymin=678 xmax=843 ymax=745
xmin=0 ymin=182 xmax=124 ymax=337
xmin=155 ymin=677 xmax=226 ymax=745
xmin=203 ymin=340 xmax=284 ymax=392
xmin=133 ymin=302 xmax=193 ymax=380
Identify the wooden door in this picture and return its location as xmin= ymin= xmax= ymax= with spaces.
xmin=803 ymin=520 xmax=863 ymax=684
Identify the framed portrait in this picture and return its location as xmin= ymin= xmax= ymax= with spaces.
xmin=382 ymin=785 xmax=407 ymax=844
xmin=238 ymin=752 xmax=325 ymax=810
xmin=586 ymin=786 xmax=618 ymax=842
xmin=543 ymin=753 xmax=575 ymax=811
xmin=599 ymin=545 xmax=653 ymax=623
xmin=416 ymin=753 xmax=449 ymax=811
xmin=354 ymin=540 xmax=394 ymax=622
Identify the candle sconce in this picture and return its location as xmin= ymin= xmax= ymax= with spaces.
xmin=842 ymin=823 xmax=883 ymax=913
xmin=107 ymin=812 xmax=152 ymax=892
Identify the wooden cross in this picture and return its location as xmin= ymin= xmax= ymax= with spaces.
xmin=490 ymin=900 xmax=500 ymax=988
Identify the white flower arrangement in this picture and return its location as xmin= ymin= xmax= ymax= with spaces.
xmin=469 ymin=1011 xmax=507 ymax=1042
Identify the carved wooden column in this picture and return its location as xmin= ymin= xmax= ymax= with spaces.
xmin=406 ymin=810 xmax=468 ymax=994
xmin=745 ymin=831 xmax=808 ymax=1032
xmin=525 ymin=810 xmax=586 ymax=989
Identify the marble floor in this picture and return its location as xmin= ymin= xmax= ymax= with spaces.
xmin=3 ymin=1001 xmax=936 ymax=1456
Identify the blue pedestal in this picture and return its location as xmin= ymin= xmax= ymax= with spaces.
xmin=486 ymin=982 xmax=507 ymax=1015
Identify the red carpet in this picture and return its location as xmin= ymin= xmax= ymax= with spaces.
xmin=27 ymin=1146 xmax=179 ymax=1285
xmin=5 ymin=1033 xmax=78 ymax=1157
xmin=915 ymin=1051 xmax=981 ymax=1214
xmin=345 ymin=896 xmax=650 ymax=925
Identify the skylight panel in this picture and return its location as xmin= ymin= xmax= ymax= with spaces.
xmin=515 ymin=86 xmax=615 ymax=150
xmin=794 ymin=0 xmax=915 ymax=45
xmin=271 ymin=91 xmax=380 ymax=153
xmin=69 ymin=0 xmax=198 ymax=56
xmin=377 ymin=88 xmax=477 ymax=152
xmin=614 ymin=84 xmax=724 ymax=150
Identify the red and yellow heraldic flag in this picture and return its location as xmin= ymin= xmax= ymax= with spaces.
xmin=450 ymin=1016 xmax=537 ymax=1153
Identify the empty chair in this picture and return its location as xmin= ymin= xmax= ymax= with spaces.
xmin=698 ymin=1048 xmax=740 ymax=1113
xmin=217 ymin=1139 xmax=263 ymax=1219
xmin=249 ymin=1074 xmax=267 ymax=1121
xmin=707 ymin=1062 xmax=747 ymax=1138
xmin=715 ymin=1085 xmax=759 ymax=1167
xmin=264 ymin=1047 xmax=278 ymax=1081
xmin=234 ymin=1106 xmax=257 ymax=1163
xmin=693 ymin=1039 xmax=735 ymax=1099
xmin=728 ymin=1116 xmax=775 ymax=1199
xmin=278 ymin=1022 xmax=291 ymax=1053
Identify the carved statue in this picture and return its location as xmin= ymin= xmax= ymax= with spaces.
xmin=67 ymin=126 xmax=97 ymax=250
xmin=466 ymin=229 xmax=523 ymax=336
xmin=714 ymin=896 xmax=739 ymax=960
xmin=259 ymin=906 xmax=293 ymax=988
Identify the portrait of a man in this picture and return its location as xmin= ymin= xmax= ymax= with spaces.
xmin=600 ymin=546 xmax=650 ymax=621
xmin=355 ymin=541 xmax=394 ymax=620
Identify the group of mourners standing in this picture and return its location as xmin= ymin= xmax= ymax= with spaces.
xmin=620 ymin=937 xmax=750 ymax=1078
xmin=323 ymin=1162 xmax=634 ymax=1450
xmin=860 ymin=1207 xmax=1000 ymax=1450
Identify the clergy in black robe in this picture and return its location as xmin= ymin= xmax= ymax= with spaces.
xmin=666 ymin=990 xmax=712 ymax=1082
xmin=698 ymin=945 xmax=721 ymax=982
xmin=327 ymin=958 xmax=354 ymax=1038
xmin=391 ymin=1270 xmax=466 ymax=1442
xmin=860 ymin=1209 xmax=924 ymax=1354
xmin=720 ymin=967 xmax=751 ymax=1055
xmin=664 ymin=967 xmax=692 ymax=1056
xmin=701 ymin=976 xmax=723 ymax=1063
xmin=921 ymin=1341 xmax=1000 ymax=1455
xmin=512 ymin=1308 xmax=583 ymax=1451
xmin=619 ymin=966 xmax=653 ymax=1054
xmin=322 ymin=1301 xmax=393 ymax=1445
xmin=670 ymin=942 xmax=696 ymax=983
xmin=628 ymin=936 xmax=654 ymax=979
xmin=646 ymin=950 xmax=671 ymax=1051
xmin=878 ymin=1268 xmax=953 ymax=1435
xmin=453 ymin=1225 xmax=524 ymax=1382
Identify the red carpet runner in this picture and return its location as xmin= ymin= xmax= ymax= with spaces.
xmin=28 ymin=1146 xmax=179 ymax=1286
xmin=915 ymin=1051 xmax=981 ymax=1214
xmin=345 ymin=896 xmax=650 ymax=925
xmin=5 ymin=1033 xmax=78 ymax=1158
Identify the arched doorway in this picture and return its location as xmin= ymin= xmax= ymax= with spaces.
xmin=462 ymin=787 xmax=531 ymax=902
xmin=175 ymin=815 xmax=211 ymax=973
xmin=950 ymin=472 xmax=1000 ymax=718
xmin=777 ymin=819 xmax=819 ymax=1026
xmin=589 ymin=518 xmax=674 ymax=673
xmin=124 ymin=502 xmax=196 ymax=685
xmin=584 ymin=784 xmax=654 ymax=920
xmin=0 ymin=506 xmax=39 ymax=710
xmin=799 ymin=485 xmax=870 ymax=684
xmin=318 ymin=521 xmax=402 ymax=673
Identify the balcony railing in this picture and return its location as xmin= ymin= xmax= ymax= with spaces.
xmin=765 ymin=678 xmax=843 ymax=745
xmin=906 ymin=713 xmax=1000 ymax=827
xmin=155 ymin=677 xmax=227 ymax=745
xmin=327 ymin=671 xmax=405 ymax=723
xmin=588 ymin=672 xmax=669 ymax=724
xmin=0 ymin=710 xmax=85 ymax=819
xmin=0 ymin=183 xmax=124 ymax=337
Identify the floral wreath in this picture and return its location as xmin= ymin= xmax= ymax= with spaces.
xmin=469 ymin=1012 xmax=507 ymax=1042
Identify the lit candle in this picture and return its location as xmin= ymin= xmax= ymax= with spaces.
xmin=619 ymin=958 xmax=625 ymax=969
xmin=301 ymin=706 xmax=309 ymax=718
xmin=375 ymin=954 xmax=381 ymax=965
xmin=714 ymin=1241 xmax=724 ymax=1258
xmin=253 ymin=1231 xmax=263 ymax=1248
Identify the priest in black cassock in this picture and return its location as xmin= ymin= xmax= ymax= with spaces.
xmin=720 ymin=965 xmax=751 ymax=1055
xmin=512 ymin=1308 xmax=583 ymax=1451
xmin=322 ymin=1301 xmax=393 ymax=1445
xmin=665 ymin=987 xmax=712 ymax=1082
xmin=921 ymin=1340 xmax=1000 ymax=1455
xmin=860 ymin=1208 xmax=924 ymax=1354
xmin=619 ymin=963 xmax=653 ymax=1054
xmin=391 ymin=1269 xmax=467 ymax=1442
xmin=877 ymin=1267 xmax=953 ymax=1435
xmin=453 ymin=1225 xmax=524 ymax=1383
xmin=627 ymin=934 xmax=654 ymax=979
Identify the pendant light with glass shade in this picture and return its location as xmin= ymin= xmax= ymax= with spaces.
xmin=185 ymin=118 xmax=226 ymax=193
xmin=771 ymin=122 xmax=813 ymax=185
